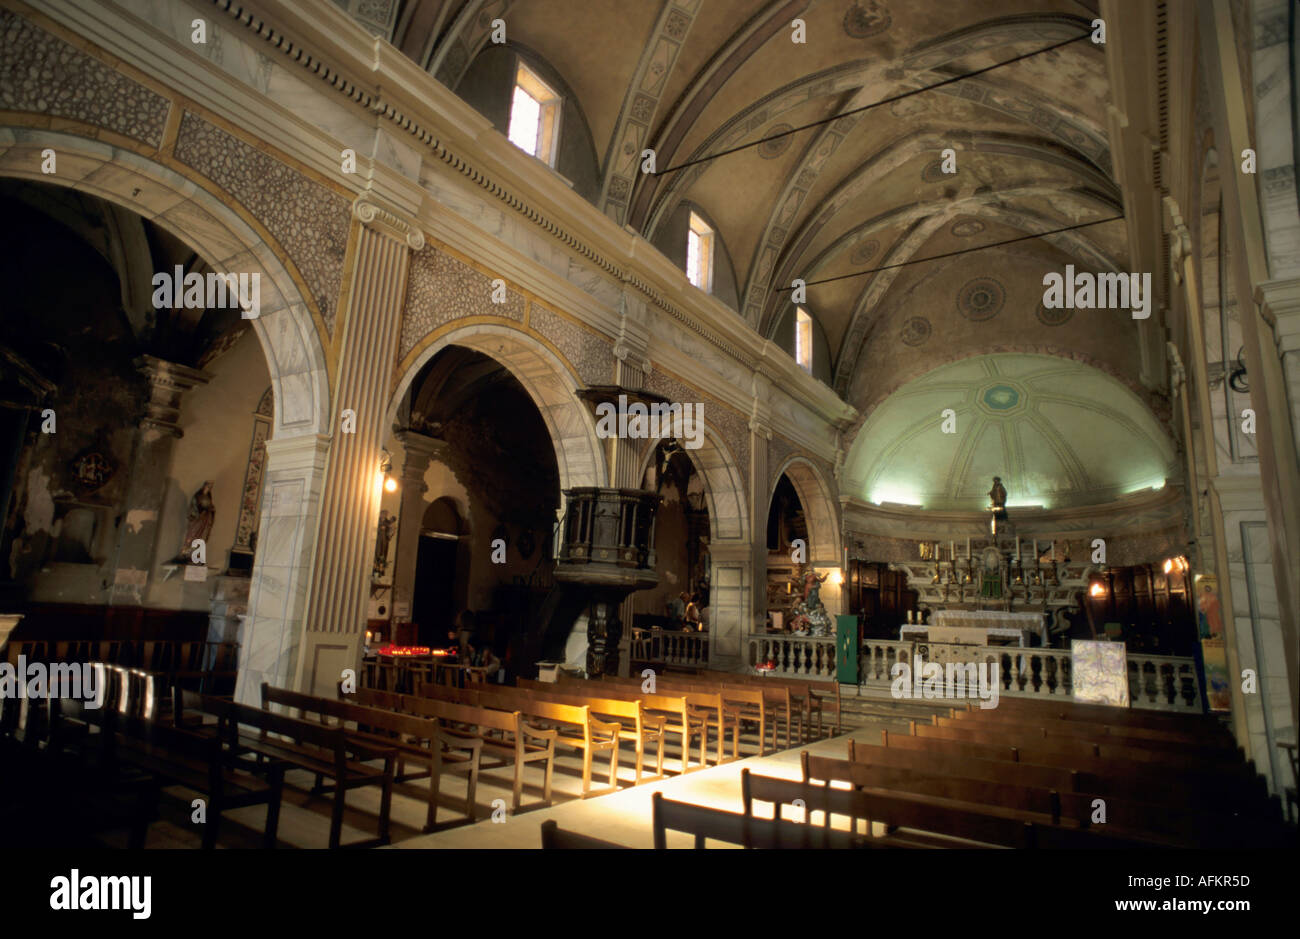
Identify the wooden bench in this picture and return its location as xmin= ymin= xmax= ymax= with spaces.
xmin=988 ymin=696 xmax=1229 ymax=732
xmin=942 ymin=710 xmax=1241 ymax=754
xmin=185 ymin=692 xmax=396 ymax=848
xmin=266 ymin=684 xmax=479 ymax=831
xmin=356 ymin=687 xmax=556 ymax=818
xmin=651 ymin=790 xmax=874 ymax=849
xmin=738 ymin=771 xmax=1036 ymax=848
xmin=910 ymin=720 xmax=1254 ymax=772
xmin=874 ymin=731 xmax=1275 ymax=815
xmin=950 ymin=705 xmax=1238 ymax=748
xmin=701 ymin=670 xmax=842 ymax=739
xmin=416 ymin=685 xmax=620 ymax=797
xmin=537 ymin=677 xmax=708 ymax=773
xmin=596 ymin=675 xmax=738 ymax=764
xmin=804 ymin=750 xmax=1260 ymax=847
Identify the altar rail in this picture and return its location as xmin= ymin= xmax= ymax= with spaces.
xmin=630 ymin=628 xmax=709 ymax=669
xmin=746 ymin=635 xmax=1204 ymax=713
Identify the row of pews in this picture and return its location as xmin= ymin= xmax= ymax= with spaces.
xmin=541 ymin=694 xmax=1287 ymax=848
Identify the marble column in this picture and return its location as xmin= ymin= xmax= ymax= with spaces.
xmin=111 ymin=356 xmax=210 ymax=605
xmin=389 ymin=430 xmax=441 ymax=625
xmin=291 ymin=198 xmax=423 ymax=699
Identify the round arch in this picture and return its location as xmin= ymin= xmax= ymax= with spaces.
xmin=387 ymin=323 xmax=607 ymax=493
xmin=769 ymin=455 xmax=840 ymax=565
xmin=0 ymin=127 xmax=331 ymax=439
xmin=633 ymin=424 xmax=750 ymax=545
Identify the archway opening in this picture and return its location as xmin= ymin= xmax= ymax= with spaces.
xmin=378 ymin=346 xmax=560 ymax=677
xmin=631 ymin=441 xmax=711 ymax=631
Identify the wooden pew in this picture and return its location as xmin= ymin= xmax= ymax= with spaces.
xmin=739 ymin=770 xmax=1036 ymax=848
xmin=806 ymin=750 xmax=1272 ymax=847
xmin=701 ymin=670 xmax=842 ymax=739
xmin=600 ymin=673 xmax=772 ymax=756
xmin=597 ymin=675 xmax=738 ymax=763
xmin=355 ymin=687 xmax=556 ymax=816
xmin=949 ymin=705 xmax=1237 ymax=748
xmin=434 ymin=683 xmax=659 ymax=784
xmin=415 ymin=685 xmax=621 ymax=797
xmin=941 ymin=710 xmax=1240 ymax=754
xmin=988 ymin=695 xmax=1226 ymax=732
xmin=535 ymin=676 xmax=708 ymax=772
xmin=540 ymin=819 xmax=629 ymax=849
xmin=910 ymin=720 xmax=1249 ymax=770
xmin=874 ymin=731 xmax=1273 ymax=814
xmin=651 ymin=791 xmax=874 ymax=849
xmin=265 ymin=684 xmax=480 ymax=831
xmin=185 ymin=692 xmax=396 ymax=848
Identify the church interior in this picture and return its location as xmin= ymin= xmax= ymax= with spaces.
xmin=0 ymin=0 xmax=1297 ymax=864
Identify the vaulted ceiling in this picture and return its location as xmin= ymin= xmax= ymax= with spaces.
xmin=349 ymin=1 xmax=1140 ymax=432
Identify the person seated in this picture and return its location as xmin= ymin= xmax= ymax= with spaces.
xmin=467 ymin=638 xmax=502 ymax=682
xmin=454 ymin=609 xmax=476 ymax=660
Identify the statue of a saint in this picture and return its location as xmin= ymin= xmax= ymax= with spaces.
xmin=181 ymin=481 xmax=215 ymax=561
xmin=373 ymin=510 xmax=396 ymax=579
xmin=988 ymin=477 xmax=1007 ymax=511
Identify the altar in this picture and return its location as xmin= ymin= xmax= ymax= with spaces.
xmin=901 ymin=610 xmax=1045 ymax=649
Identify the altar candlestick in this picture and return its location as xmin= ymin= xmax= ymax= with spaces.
xmin=1015 ymin=535 xmax=1020 ymax=559
xmin=950 ymin=541 xmax=955 ymax=561
xmin=967 ymin=537 xmax=971 ymax=559
xmin=1032 ymin=539 xmax=1037 ymax=560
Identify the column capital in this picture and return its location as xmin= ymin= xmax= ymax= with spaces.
xmin=353 ymin=194 xmax=425 ymax=251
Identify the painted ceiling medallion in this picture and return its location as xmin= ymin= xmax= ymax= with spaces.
xmin=850 ymin=239 xmax=880 ymax=265
xmin=843 ymin=1 xmax=892 ymax=39
xmin=71 ymin=451 xmax=115 ymax=492
xmin=899 ymin=316 xmax=932 ymax=346
xmin=950 ymin=218 xmax=985 ymax=237
xmin=1036 ymin=300 xmax=1073 ymax=326
xmin=758 ymin=124 xmax=794 ymax=159
xmin=980 ymin=383 xmax=1022 ymax=412
xmin=957 ymin=277 xmax=1005 ymax=321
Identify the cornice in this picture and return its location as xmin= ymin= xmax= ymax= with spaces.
xmin=842 ymin=485 xmax=1185 ymax=537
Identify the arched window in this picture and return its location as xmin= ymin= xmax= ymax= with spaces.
xmin=686 ymin=212 xmax=714 ymax=292
xmin=795 ymin=308 xmax=813 ymax=371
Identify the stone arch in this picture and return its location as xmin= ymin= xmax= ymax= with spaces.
xmin=0 ymin=128 xmax=331 ymax=439
xmin=634 ymin=424 xmax=750 ymax=545
xmin=0 ymin=126 xmax=335 ymax=702
xmin=769 ymin=455 xmax=840 ymax=565
xmin=388 ymin=323 xmax=606 ymax=493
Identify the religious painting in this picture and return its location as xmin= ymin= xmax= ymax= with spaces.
xmin=1071 ymin=639 xmax=1129 ymax=707
xmin=1195 ymin=574 xmax=1223 ymax=639
xmin=1201 ymin=638 xmax=1231 ymax=711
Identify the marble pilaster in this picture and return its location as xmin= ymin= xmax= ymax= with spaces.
xmin=293 ymin=200 xmax=420 ymax=698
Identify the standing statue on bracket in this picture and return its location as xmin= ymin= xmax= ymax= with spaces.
xmin=180 ymin=481 xmax=215 ymax=562
xmin=788 ymin=568 xmax=833 ymax=637
xmin=373 ymin=509 xmax=396 ymax=579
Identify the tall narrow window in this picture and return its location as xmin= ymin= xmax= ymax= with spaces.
xmin=508 ymin=63 xmax=561 ymax=166
xmin=686 ymin=212 xmax=714 ymax=291
xmin=795 ymin=308 xmax=813 ymax=371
